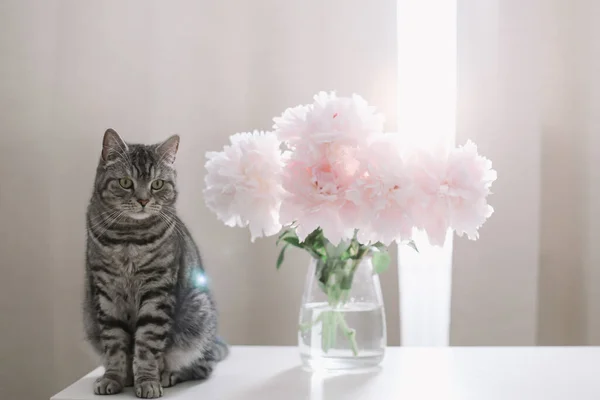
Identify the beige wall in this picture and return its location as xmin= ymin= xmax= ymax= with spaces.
xmin=0 ymin=1 xmax=398 ymax=399
xmin=452 ymin=0 xmax=542 ymax=346
xmin=0 ymin=3 xmax=59 ymax=399
xmin=536 ymin=0 xmax=586 ymax=346
xmin=576 ymin=0 xmax=600 ymax=345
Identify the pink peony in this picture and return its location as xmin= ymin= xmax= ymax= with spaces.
xmin=273 ymin=91 xmax=385 ymax=148
xmin=272 ymin=104 xmax=311 ymax=144
xmin=204 ymin=131 xmax=285 ymax=241
xmin=279 ymin=141 xmax=362 ymax=245
xmin=203 ymin=92 xmax=498 ymax=249
xmin=275 ymin=92 xmax=386 ymax=245
xmin=347 ymin=134 xmax=416 ymax=245
xmin=409 ymin=140 xmax=497 ymax=246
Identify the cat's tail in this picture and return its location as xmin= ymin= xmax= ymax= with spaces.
xmin=210 ymin=336 xmax=230 ymax=362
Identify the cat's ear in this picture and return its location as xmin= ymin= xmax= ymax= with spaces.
xmin=157 ymin=134 xmax=180 ymax=165
xmin=102 ymin=129 xmax=128 ymax=163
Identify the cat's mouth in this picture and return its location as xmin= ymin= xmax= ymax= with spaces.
xmin=128 ymin=210 xmax=153 ymax=220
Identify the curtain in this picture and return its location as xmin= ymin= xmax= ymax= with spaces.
xmin=399 ymin=0 xmax=598 ymax=348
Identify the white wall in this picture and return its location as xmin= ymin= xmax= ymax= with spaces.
xmin=0 ymin=1 xmax=398 ymax=399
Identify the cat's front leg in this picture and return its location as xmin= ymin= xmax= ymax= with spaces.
xmin=133 ymin=291 xmax=173 ymax=399
xmin=94 ymin=314 xmax=132 ymax=395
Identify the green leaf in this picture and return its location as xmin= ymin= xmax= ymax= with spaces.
xmin=372 ymin=241 xmax=387 ymax=250
xmin=406 ymin=240 xmax=419 ymax=253
xmin=298 ymin=228 xmax=329 ymax=261
xmin=318 ymin=280 xmax=327 ymax=293
xmin=315 ymin=259 xmax=326 ymax=278
xmin=343 ymin=240 xmax=360 ymax=260
xmin=312 ymin=243 xmax=327 ymax=259
xmin=302 ymin=228 xmax=323 ymax=246
xmin=340 ymin=250 xmax=351 ymax=261
xmin=340 ymin=273 xmax=354 ymax=290
xmin=276 ymin=244 xmax=289 ymax=270
xmin=306 ymin=249 xmax=327 ymax=263
xmin=276 ymin=229 xmax=297 ymax=246
xmin=283 ymin=236 xmax=302 ymax=248
xmin=351 ymin=246 xmax=368 ymax=261
xmin=372 ymin=250 xmax=391 ymax=274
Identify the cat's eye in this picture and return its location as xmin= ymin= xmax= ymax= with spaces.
xmin=151 ymin=180 xmax=164 ymax=190
xmin=119 ymin=178 xmax=133 ymax=189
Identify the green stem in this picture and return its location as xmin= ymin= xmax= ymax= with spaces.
xmin=297 ymin=235 xmax=373 ymax=357
xmin=329 ymin=311 xmax=337 ymax=352
xmin=300 ymin=312 xmax=323 ymax=333
xmin=318 ymin=309 xmax=359 ymax=356
xmin=321 ymin=310 xmax=337 ymax=353
xmin=336 ymin=311 xmax=359 ymax=356
xmin=321 ymin=312 xmax=329 ymax=352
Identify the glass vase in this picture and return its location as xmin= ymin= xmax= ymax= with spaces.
xmin=298 ymin=255 xmax=387 ymax=371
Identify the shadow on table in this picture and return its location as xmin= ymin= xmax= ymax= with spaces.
xmin=240 ymin=366 xmax=382 ymax=400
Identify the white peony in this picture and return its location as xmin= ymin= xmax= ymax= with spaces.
xmin=204 ymin=131 xmax=285 ymax=241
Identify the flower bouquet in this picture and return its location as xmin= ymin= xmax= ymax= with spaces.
xmin=204 ymin=92 xmax=496 ymax=369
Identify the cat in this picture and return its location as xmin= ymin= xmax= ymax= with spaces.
xmin=83 ymin=129 xmax=227 ymax=398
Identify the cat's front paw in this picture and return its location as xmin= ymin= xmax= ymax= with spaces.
xmin=94 ymin=376 xmax=123 ymax=395
xmin=135 ymin=380 xmax=163 ymax=398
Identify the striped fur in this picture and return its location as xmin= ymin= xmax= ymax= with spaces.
xmin=84 ymin=130 xmax=227 ymax=398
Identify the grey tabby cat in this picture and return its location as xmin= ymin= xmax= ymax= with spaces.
xmin=84 ymin=129 xmax=227 ymax=398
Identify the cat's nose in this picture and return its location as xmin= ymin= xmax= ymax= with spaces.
xmin=137 ymin=199 xmax=149 ymax=207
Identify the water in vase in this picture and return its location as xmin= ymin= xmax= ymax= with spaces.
xmin=298 ymin=301 xmax=386 ymax=371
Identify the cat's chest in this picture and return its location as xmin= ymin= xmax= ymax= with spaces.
xmin=110 ymin=244 xmax=142 ymax=275
xmin=106 ymin=245 xmax=146 ymax=303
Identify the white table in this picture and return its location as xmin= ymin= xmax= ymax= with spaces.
xmin=52 ymin=346 xmax=599 ymax=399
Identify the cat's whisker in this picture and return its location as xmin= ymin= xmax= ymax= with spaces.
xmin=93 ymin=211 xmax=125 ymax=240
xmin=158 ymin=215 xmax=179 ymax=239
xmin=159 ymin=211 xmax=184 ymax=239
xmin=87 ymin=210 xmax=121 ymax=231
xmin=159 ymin=210 xmax=186 ymax=239
xmin=87 ymin=211 xmax=116 ymax=226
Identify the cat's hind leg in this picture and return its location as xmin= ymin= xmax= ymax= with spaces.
xmin=161 ymin=338 xmax=228 ymax=387
xmin=160 ymin=359 xmax=215 ymax=387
